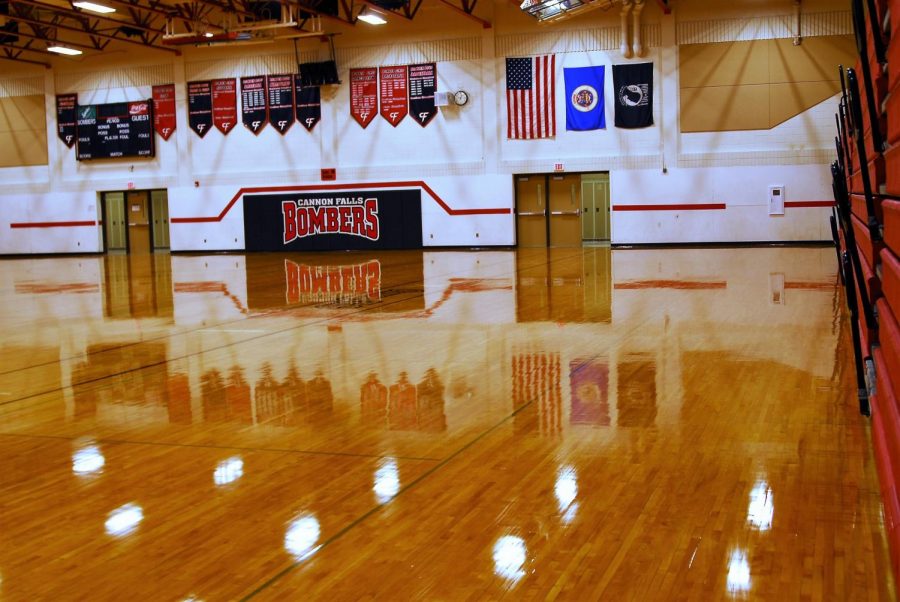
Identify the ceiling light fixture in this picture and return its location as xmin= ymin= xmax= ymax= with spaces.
xmin=47 ymin=46 xmax=83 ymax=56
xmin=204 ymin=32 xmax=214 ymax=38
xmin=72 ymin=1 xmax=116 ymax=14
xmin=357 ymin=8 xmax=387 ymax=25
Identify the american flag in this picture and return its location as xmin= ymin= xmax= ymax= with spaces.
xmin=506 ymin=55 xmax=556 ymax=139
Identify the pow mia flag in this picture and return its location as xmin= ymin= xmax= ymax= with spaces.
xmin=612 ymin=62 xmax=653 ymax=129
xmin=295 ymin=76 xmax=321 ymax=132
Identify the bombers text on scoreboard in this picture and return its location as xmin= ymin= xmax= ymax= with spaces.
xmin=282 ymin=196 xmax=380 ymax=243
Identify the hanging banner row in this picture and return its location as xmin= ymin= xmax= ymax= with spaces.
xmin=55 ymin=63 xmax=439 ymax=148
xmin=183 ymin=75 xmax=322 ymax=138
xmin=349 ymin=63 xmax=437 ymax=129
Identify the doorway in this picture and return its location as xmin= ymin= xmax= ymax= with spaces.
xmin=515 ymin=172 xmax=610 ymax=247
xmin=101 ymin=189 xmax=170 ymax=253
xmin=515 ymin=175 xmax=547 ymax=247
xmin=581 ymin=173 xmax=610 ymax=242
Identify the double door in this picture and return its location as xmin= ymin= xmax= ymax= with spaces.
xmin=515 ymin=173 xmax=610 ymax=247
xmin=102 ymin=189 xmax=170 ymax=253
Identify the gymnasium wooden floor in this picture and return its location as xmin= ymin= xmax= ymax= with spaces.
xmin=0 ymin=246 xmax=894 ymax=600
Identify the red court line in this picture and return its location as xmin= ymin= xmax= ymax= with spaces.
xmin=614 ymin=280 xmax=727 ymax=290
xmin=171 ymin=182 xmax=511 ymax=224
xmin=10 ymin=220 xmax=96 ymax=229
xmin=612 ymin=203 xmax=726 ymax=211
xmin=784 ymin=201 xmax=834 ymax=208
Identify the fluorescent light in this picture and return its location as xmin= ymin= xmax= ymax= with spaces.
xmin=73 ymin=1 xmax=116 ymax=13
xmin=203 ymin=32 xmax=214 ymax=38
xmin=47 ymin=46 xmax=83 ymax=56
xmin=358 ymin=10 xmax=386 ymax=25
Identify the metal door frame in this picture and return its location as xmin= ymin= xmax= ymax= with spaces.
xmin=100 ymin=188 xmax=170 ymax=253
xmin=514 ymin=171 xmax=611 ymax=246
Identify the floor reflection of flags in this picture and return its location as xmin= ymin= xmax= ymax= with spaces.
xmin=512 ymin=351 xmax=561 ymax=436
xmin=569 ymin=359 xmax=609 ymax=426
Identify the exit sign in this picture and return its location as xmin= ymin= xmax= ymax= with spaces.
xmin=554 ymin=163 xmax=564 ymax=172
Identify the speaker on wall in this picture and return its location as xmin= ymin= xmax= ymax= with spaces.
xmin=299 ymin=60 xmax=340 ymax=86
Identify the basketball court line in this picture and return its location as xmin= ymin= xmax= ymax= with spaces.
xmin=238 ymin=345 xmax=602 ymax=598
xmin=0 ymin=249 xmax=558 ymax=377
xmin=0 ymin=431 xmax=443 ymax=463
xmin=238 ymin=394 xmax=541 ymax=600
xmin=0 ymin=250 xmax=575 ymax=406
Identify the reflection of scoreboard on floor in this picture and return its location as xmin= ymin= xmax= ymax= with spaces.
xmin=76 ymin=100 xmax=155 ymax=160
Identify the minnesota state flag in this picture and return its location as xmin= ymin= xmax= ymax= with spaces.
xmin=564 ymin=66 xmax=605 ymax=131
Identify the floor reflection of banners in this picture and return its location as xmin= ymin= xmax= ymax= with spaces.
xmin=389 ymin=372 xmax=417 ymax=431
xmin=226 ymin=366 xmax=252 ymax=424
xmin=569 ymin=359 xmax=609 ymax=426
xmin=361 ymin=373 xmax=388 ymax=427
xmin=617 ymin=355 xmax=657 ymax=427
xmin=166 ymin=373 xmax=192 ymax=424
xmin=416 ymin=368 xmax=446 ymax=433
xmin=512 ymin=352 xmax=561 ymax=436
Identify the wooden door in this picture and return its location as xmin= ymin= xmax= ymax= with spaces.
xmin=548 ymin=174 xmax=581 ymax=247
xmin=515 ymin=175 xmax=547 ymax=247
xmin=127 ymin=191 xmax=150 ymax=254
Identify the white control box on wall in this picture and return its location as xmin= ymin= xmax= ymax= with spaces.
xmin=769 ymin=185 xmax=785 ymax=215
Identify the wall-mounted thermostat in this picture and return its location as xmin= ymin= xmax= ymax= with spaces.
xmin=769 ymin=185 xmax=785 ymax=215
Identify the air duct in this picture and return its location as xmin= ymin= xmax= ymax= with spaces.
xmin=632 ymin=0 xmax=645 ymax=57
xmin=620 ymin=0 xmax=633 ymax=58
xmin=793 ymin=0 xmax=802 ymax=46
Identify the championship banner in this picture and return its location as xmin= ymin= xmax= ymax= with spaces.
xmin=211 ymin=78 xmax=237 ymax=135
xmin=379 ymin=65 xmax=408 ymax=127
xmin=267 ymin=74 xmax=294 ymax=134
xmin=241 ymin=76 xmax=267 ymax=134
xmin=564 ymin=66 xmax=605 ymax=131
xmin=409 ymin=63 xmax=437 ymax=127
xmin=243 ymin=189 xmax=423 ymax=251
xmin=56 ymin=93 xmax=77 ymax=148
xmin=152 ymin=84 xmax=176 ymax=140
xmin=295 ymin=77 xmax=321 ymax=132
xmin=612 ymin=62 xmax=653 ymax=129
xmin=349 ymin=68 xmax=377 ymax=129
xmin=187 ymin=81 xmax=213 ymax=138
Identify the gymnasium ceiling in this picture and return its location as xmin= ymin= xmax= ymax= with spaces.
xmin=0 ymin=0 xmax=669 ymax=67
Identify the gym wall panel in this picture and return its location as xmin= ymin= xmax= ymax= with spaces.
xmin=0 ymin=96 xmax=48 ymax=168
xmin=679 ymin=35 xmax=854 ymax=132
xmin=680 ymin=85 xmax=770 ymax=132
xmin=678 ymin=40 xmax=770 ymax=88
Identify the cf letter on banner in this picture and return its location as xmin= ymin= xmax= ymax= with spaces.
xmin=187 ymin=81 xmax=213 ymax=138
xmin=212 ymin=78 xmax=237 ymax=135
xmin=379 ymin=65 xmax=408 ymax=127
xmin=152 ymin=84 xmax=176 ymax=141
xmin=350 ymin=68 xmax=378 ymax=128
xmin=56 ymin=93 xmax=77 ymax=148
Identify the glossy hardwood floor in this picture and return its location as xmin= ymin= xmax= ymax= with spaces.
xmin=0 ymin=246 xmax=893 ymax=600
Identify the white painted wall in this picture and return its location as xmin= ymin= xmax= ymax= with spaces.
xmin=0 ymin=1 xmax=847 ymax=253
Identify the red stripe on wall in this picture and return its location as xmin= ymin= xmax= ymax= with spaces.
xmin=784 ymin=201 xmax=834 ymax=208
xmin=10 ymin=220 xmax=96 ymax=229
xmin=170 ymin=181 xmax=511 ymax=224
xmin=612 ymin=203 xmax=727 ymax=211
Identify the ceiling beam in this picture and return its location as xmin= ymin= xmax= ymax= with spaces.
xmin=434 ymin=0 xmax=490 ymax=27
xmin=3 ymin=25 xmax=102 ymax=49
xmin=4 ymin=12 xmax=181 ymax=52
xmin=0 ymin=40 xmax=75 ymax=56
xmin=0 ymin=52 xmax=51 ymax=67
xmin=10 ymin=0 xmax=162 ymax=34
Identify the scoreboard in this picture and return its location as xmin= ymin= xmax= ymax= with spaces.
xmin=76 ymin=100 xmax=155 ymax=160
